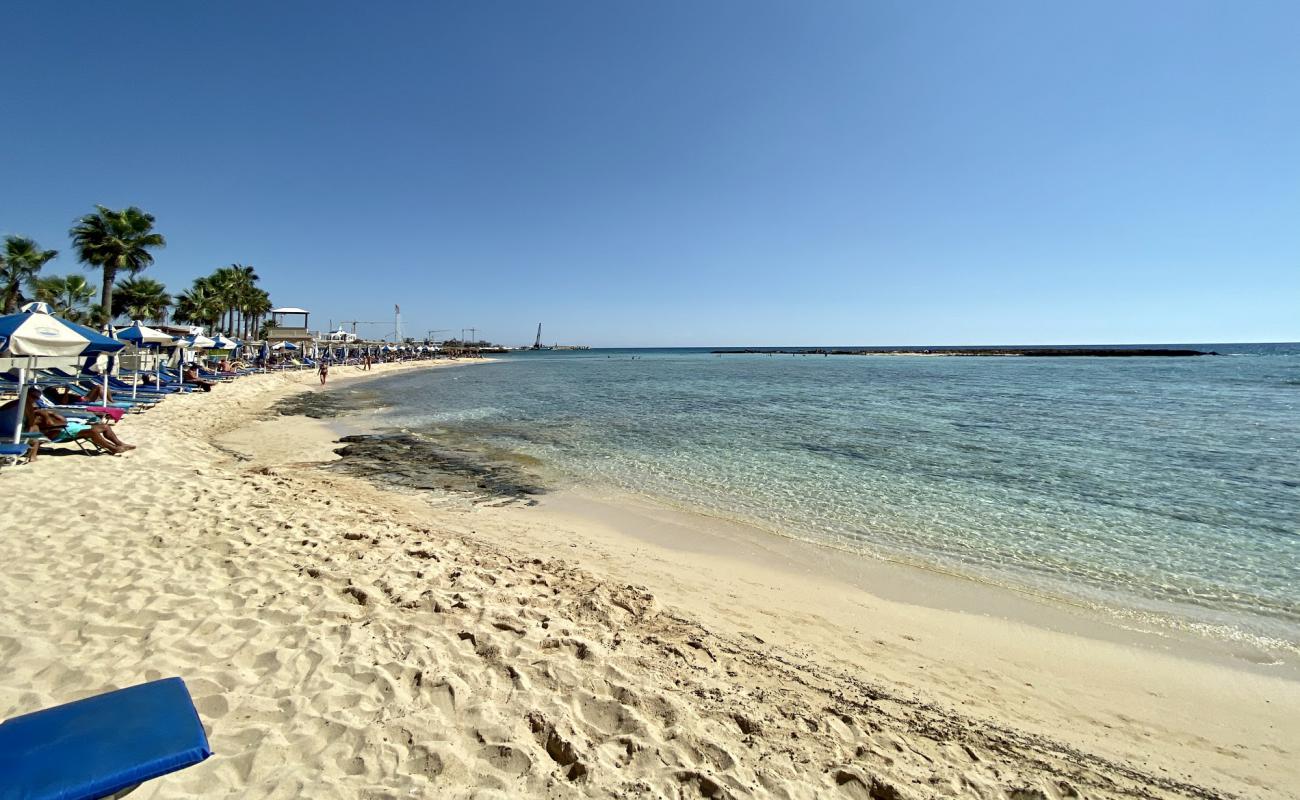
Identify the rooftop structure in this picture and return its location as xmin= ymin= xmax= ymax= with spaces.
xmin=267 ymin=307 xmax=313 ymax=343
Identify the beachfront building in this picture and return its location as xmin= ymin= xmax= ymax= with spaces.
xmin=325 ymin=327 xmax=358 ymax=343
xmin=266 ymin=307 xmax=315 ymax=349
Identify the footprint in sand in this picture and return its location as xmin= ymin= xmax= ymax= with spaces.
xmin=477 ymin=743 xmax=532 ymax=777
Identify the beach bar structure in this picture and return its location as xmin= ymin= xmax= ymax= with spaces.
xmin=266 ymin=307 xmax=314 ymax=348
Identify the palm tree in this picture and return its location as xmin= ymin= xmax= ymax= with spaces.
xmin=70 ymin=205 xmax=165 ymax=324
xmin=243 ymin=288 xmax=272 ymax=339
xmin=1 ymin=236 xmax=59 ymax=312
xmin=30 ymin=274 xmax=97 ymax=322
xmin=173 ymin=278 xmax=223 ymax=330
xmin=244 ymin=287 xmax=272 ymax=339
xmin=113 ymin=276 xmax=172 ymax=323
xmin=205 ymin=265 xmax=234 ymax=334
xmin=227 ymin=263 xmax=258 ymax=335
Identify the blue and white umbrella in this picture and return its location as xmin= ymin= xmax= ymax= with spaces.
xmin=181 ymin=333 xmax=216 ymax=349
xmin=61 ymin=319 xmax=126 ymax=356
xmin=0 ymin=306 xmax=124 ymax=357
xmin=209 ymin=333 xmax=238 ymax=350
xmin=0 ymin=305 xmax=122 ymax=444
xmin=115 ymin=321 xmax=173 ymax=347
xmin=115 ymin=322 xmax=172 ymax=395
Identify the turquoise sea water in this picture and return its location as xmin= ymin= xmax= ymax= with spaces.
xmin=364 ymin=345 xmax=1300 ymax=655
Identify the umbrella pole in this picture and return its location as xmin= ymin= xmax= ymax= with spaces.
xmin=12 ymin=366 xmax=28 ymax=445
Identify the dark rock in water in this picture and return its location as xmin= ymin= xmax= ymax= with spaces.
xmin=326 ymin=432 xmax=545 ymax=505
xmin=274 ymin=389 xmax=385 ymax=419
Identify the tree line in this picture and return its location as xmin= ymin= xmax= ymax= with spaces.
xmin=0 ymin=205 xmax=272 ymax=338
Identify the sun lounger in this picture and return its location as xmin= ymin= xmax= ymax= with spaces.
xmin=0 ymin=677 xmax=212 ymax=800
xmin=0 ymin=440 xmax=33 ymax=465
xmin=0 ymin=403 xmax=43 ymax=464
xmin=35 ymin=396 xmax=127 ymax=423
xmin=109 ymin=376 xmax=177 ymax=397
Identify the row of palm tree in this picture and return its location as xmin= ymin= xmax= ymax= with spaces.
xmin=172 ymin=265 xmax=272 ymax=338
xmin=2 ymin=205 xmax=273 ymax=336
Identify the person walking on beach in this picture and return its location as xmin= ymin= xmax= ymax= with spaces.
xmin=318 ymin=360 xmax=329 ymax=385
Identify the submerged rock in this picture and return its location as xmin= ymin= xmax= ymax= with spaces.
xmin=326 ymin=432 xmax=546 ymax=505
xmin=273 ymin=389 xmax=387 ymax=418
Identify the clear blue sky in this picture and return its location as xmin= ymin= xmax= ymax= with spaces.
xmin=2 ymin=1 xmax=1297 ymax=346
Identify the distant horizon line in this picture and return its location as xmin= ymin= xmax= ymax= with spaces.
xmin=509 ymin=340 xmax=1298 ymax=350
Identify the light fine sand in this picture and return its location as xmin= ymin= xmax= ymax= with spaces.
xmin=1 ymin=361 xmax=1296 ymax=799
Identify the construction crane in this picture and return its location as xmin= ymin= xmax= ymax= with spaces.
xmin=338 ymin=320 xmax=385 ymax=336
xmin=426 ymin=329 xmax=450 ymax=342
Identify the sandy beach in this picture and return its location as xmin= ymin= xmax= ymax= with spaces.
xmin=2 ymin=360 xmax=1296 ymax=799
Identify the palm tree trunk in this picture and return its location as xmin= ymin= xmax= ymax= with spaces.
xmin=100 ymin=266 xmax=116 ymax=322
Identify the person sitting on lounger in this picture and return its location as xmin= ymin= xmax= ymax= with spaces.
xmin=44 ymin=381 xmax=109 ymax=404
xmin=182 ymin=365 xmax=214 ymax=391
xmin=1 ymin=390 xmax=134 ymax=458
xmin=41 ymin=385 xmax=82 ymax=405
xmin=81 ymin=381 xmax=111 ymax=403
xmin=0 ymin=394 xmax=40 ymax=461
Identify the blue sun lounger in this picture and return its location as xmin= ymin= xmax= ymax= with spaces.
xmin=0 ymin=441 xmax=30 ymax=465
xmin=0 ymin=677 xmax=212 ymax=800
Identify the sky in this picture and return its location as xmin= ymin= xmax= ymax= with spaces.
xmin=2 ymin=1 xmax=1297 ymax=347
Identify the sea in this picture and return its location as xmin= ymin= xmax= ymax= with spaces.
xmin=356 ymin=344 xmax=1300 ymax=659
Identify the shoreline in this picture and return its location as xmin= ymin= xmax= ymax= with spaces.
xmin=2 ymin=362 xmax=1296 ymax=798
xmin=534 ymin=486 xmax=1300 ymax=678
xmin=296 ymin=366 xmax=1299 ymax=674
xmin=238 ymin=370 xmax=1300 ymax=795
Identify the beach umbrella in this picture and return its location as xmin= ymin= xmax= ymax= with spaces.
xmin=168 ymin=343 xmax=186 ymax=386
xmin=0 ymin=308 xmax=96 ymax=357
xmin=116 ymin=322 xmax=172 ymax=397
xmin=182 ymin=333 xmax=216 ymax=349
xmin=116 ymin=321 xmax=173 ymax=347
xmin=209 ymin=333 xmax=237 ymax=350
xmin=60 ymin=319 xmax=126 ymax=356
xmin=259 ymin=340 xmax=270 ymax=370
xmin=0 ymin=305 xmax=114 ymax=444
xmin=95 ymin=325 xmax=118 ymax=402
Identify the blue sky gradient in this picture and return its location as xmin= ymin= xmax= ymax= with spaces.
xmin=2 ymin=1 xmax=1297 ymax=346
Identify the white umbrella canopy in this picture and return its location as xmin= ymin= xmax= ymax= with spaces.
xmin=115 ymin=321 xmax=174 ymax=346
xmin=178 ymin=333 xmax=216 ymax=349
xmin=0 ymin=308 xmax=91 ymax=357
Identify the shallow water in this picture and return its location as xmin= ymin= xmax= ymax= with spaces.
xmin=362 ymin=345 xmax=1300 ymax=655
